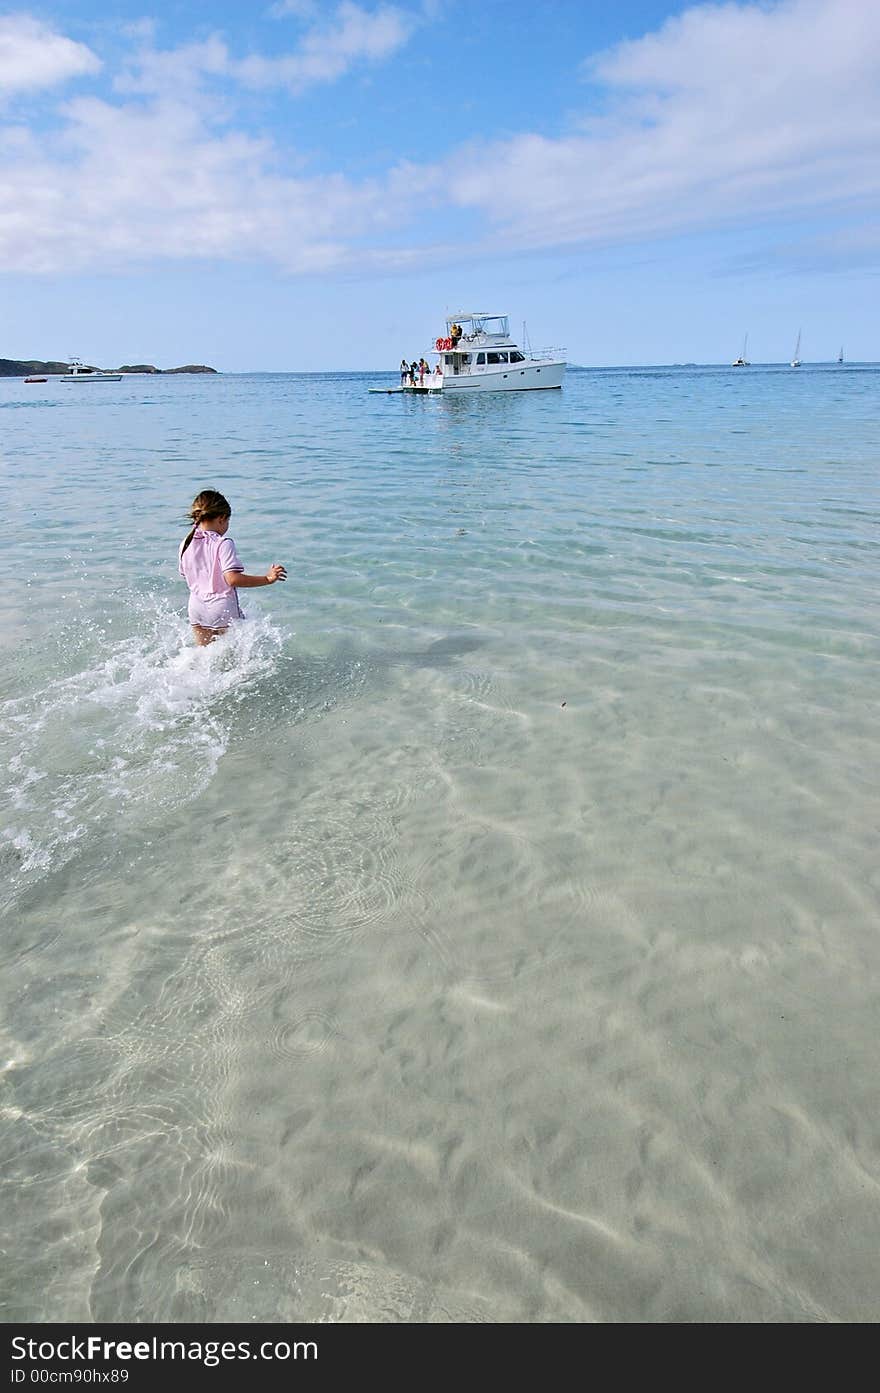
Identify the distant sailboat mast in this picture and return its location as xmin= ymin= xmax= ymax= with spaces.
xmin=790 ymin=329 xmax=802 ymax=368
xmin=732 ymin=333 xmax=749 ymax=366
xmin=838 ymin=345 xmax=844 ymax=364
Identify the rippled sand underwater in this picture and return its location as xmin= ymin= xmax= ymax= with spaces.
xmin=2 ymin=366 xmax=879 ymax=1321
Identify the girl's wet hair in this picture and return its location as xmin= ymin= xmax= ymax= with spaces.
xmin=181 ymin=489 xmax=231 ymax=555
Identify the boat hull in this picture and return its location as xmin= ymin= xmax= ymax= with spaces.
xmin=369 ymin=385 xmax=442 ymax=394
xmin=440 ymin=360 xmax=565 ymax=392
xmin=60 ymin=375 xmax=123 ymax=383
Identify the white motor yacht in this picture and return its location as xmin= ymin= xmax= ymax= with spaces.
xmin=432 ymin=314 xmax=565 ymax=391
xmin=59 ymin=359 xmax=123 ymax=383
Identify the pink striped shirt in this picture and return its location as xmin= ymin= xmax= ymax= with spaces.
xmin=179 ymin=528 xmax=244 ymax=602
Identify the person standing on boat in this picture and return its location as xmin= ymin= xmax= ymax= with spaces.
xmin=400 ymin=358 xmax=408 ymax=386
xmin=418 ymin=358 xmax=427 ymax=385
xmin=409 ymin=361 xmax=418 ymax=386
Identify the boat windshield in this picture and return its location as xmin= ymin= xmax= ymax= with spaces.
xmin=451 ymin=315 xmax=509 ymax=338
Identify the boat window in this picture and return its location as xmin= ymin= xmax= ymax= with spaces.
xmin=476 ymin=353 xmax=485 ymax=365
xmin=509 ymin=351 xmax=525 ymax=363
xmin=459 ymin=354 xmax=471 ymax=365
xmin=486 ymin=352 xmax=508 ymax=364
xmin=472 ymin=316 xmax=510 ymax=338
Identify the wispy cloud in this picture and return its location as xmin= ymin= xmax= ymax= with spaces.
xmin=267 ymin=1 xmax=321 ymax=18
xmin=723 ymin=221 xmax=880 ymax=276
xmin=112 ymin=4 xmax=418 ymax=100
xmin=0 ymin=86 xmax=397 ymax=273
xmin=234 ymin=3 xmax=417 ymax=91
xmin=1 ymin=1 xmax=878 ymax=277
xmin=0 ymin=13 xmax=100 ymax=94
xmin=0 ymin=4 xmax=431 ymax=275
xmin=440 ymin=0 xmax=880 ymax=254
xmin=113 ymin=35 xmax=230 ymax=100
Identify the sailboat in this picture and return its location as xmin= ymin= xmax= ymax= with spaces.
xmin=790 ymin=330 xmax=802 ymax=368
xmin=732 ymin=333 xmax=750 ymax=366
xmin=837 ymin=346 xmax=844 ymax=364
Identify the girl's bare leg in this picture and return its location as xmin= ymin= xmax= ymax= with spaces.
xmin=192 ymin=624 xmax=227 ymax=647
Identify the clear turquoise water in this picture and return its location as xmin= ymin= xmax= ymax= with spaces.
xmin=2 ymin=365 xmax=879 ymax=1321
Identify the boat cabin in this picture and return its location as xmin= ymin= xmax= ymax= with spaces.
xmin=441 ymin=347 xmax=529 ymax=375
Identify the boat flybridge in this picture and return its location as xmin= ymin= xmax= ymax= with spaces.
xmin=59 ymin=358 xmax=122 ymax=383
xmin=433 ymin=313 xmax=565 ymax=392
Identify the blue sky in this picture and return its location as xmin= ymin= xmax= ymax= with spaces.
xmin=1 ymin=0 xmax=877 ymax=368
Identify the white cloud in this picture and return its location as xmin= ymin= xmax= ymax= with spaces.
xmin=0 ymin=1 xmax=879 ymax=278
xmin=114 ymin=35 xmax=230 ymax=99
xmin=112 ymin=6 xmax=418 ymax=100
xmin=439 ymin=0 xmax=880 ymax=254
xmin=267 ymin=1 xmax=320 ymax=17
xmin=0 ymin=5 xmax=427 ymax=275
xmin=0 ymin=86 xmax=402 ymax=274
xmin=234 ymin=2 xmax=416 ymax=90
xmin=0 ymin=13 xmax=100 ymax=93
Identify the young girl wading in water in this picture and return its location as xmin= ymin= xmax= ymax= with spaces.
xmin=179 ymin=490 xmax=286 ymax=646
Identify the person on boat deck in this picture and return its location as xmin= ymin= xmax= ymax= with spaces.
xmin=450 ymin=323 xmax=462 ymax=347
xmin=418 ymin=358 xmax=427 ymax=385
xmin=433 ymin=362 xmax=443 ymax=383
xmin=400 ymin=358 xmax=408 ymax=386
xmin=409 ymin=361 xmax=418 ymax=385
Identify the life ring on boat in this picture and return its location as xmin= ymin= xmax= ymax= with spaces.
xmin=435 ymin=338 xmax=445 ymax=351
xmin=442 ymin=337 xmax=453 ymax=351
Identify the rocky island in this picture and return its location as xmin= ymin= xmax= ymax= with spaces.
xmin=0 ymin=357 xmax=217 ymax=377
xmin=117 ymin=364 xmax=218 ymax=374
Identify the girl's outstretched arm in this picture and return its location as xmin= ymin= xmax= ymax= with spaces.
xmin=224 ymin=564 xmax=287 ymax=588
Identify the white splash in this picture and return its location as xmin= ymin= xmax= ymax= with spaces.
xmin=0 ymin=599 xmax=285 ymax=890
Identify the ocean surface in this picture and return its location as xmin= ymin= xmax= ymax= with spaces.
xmin=2 ymin=363 xmax=878 ymax=1323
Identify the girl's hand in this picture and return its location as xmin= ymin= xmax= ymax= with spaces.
xmin=266 ymin=564 xmax=287 ymax=584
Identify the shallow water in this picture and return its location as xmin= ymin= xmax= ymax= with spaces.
xmin=2 ymin=365 xmax=879 ymax=1321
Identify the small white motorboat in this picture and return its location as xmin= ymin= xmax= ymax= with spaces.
xmin=59 ymin=358 xmax=123 ymax=383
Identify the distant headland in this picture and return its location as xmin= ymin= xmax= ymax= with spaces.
xmin=0 ymin=358 xmax=217 ymax=377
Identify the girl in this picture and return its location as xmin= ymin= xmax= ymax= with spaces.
xmin=179 ymin=489 xmax=286 ymax=646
